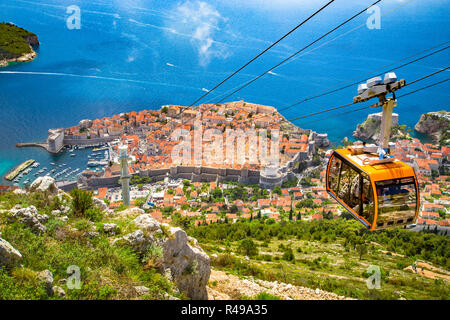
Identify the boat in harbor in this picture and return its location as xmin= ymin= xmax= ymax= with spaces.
xmin=87 ymin=160 xmax=99 ymax=167
xmin=70 ymin=153 xmax=76 ymax=157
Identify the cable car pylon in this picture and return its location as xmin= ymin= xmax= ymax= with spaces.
xmin=326 ymin=73 xmax=419 ymax=231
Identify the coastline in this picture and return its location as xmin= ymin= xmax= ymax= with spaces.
xmin=0 ymin=47 xmax=37 ymax=68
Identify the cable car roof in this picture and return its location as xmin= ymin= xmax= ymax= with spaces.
xmin=333 ymin=148 xmax=416 ymax=182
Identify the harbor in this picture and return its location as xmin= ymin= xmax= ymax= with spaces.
xmin=4 ymin=143 xmax=112 ymax=187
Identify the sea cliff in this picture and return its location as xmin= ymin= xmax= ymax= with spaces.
xmin=414 ymin=111 xmax=450 ymax=146
xmin=353 ymin=112 xmax=411 ymax=142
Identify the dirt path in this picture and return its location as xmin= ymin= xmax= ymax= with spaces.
xmin=404 ymin=262 xmax=450 ymax=281
xmin=207 ymin=269 xmax=353 ymax=300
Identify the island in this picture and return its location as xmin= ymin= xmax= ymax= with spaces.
xmin=0 ymin=22 xmax=39 ymax=67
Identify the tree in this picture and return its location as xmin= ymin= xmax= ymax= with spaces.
xmin=324 ymin=211 xmax=333 ymax=220
xmin=356 ymin=243 xmax=368 ymax=260
xmin=134 ymin=197 xmax=145 ymax=207
xmin=239 ymin=239 xmax=258 ymax=257
xmin=297 ymin=161 xmax=308 ymax=173
xmin=431 ymin=169 xmax=439 ymax=178
xmin=183 ymin=179 xmax=191 ymax=187
xmin=289 ymin=202 xmax=293 ymax=221
xmin=311 ymin=153 xmax=322 ymax=166
xmin=257 ymin=210 xmax=262 ymax=219
xmin=273 ymin=186 xmax=282 ymax=196
xmin=212 ymin=187 xmax=223 ymax=199
xmin=282 ymin=247 xmax=295 ymax=261
xmin=229 ymin=204 xmax=238 ymax=214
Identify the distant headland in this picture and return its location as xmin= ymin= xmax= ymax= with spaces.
xmin=0 ymin=22 xmax=39 ymax=67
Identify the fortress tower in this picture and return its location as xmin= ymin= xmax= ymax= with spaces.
xmin=119 ymin=144 xmax=131 ymax=206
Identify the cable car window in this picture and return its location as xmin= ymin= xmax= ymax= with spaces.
xmin=361 ymin=176 xmax=374 ymax=224
xmin=328 ymin=156 xmax=342 ymax=193
xmin=376 ymin=177 xmax=417 ymax=225
xmin=337 ymin=162 xmax=360 ymax=212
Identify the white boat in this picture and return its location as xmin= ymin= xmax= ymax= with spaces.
xmin=87 ymin=160 xmax=98 ymax=167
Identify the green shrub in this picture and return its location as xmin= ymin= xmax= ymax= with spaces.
xmin=238 ymin=239 xmax=258 ymax=257
xmin=0 ymin=268 xmax=48 ymax=300
xmin=85 ymin=207 xmax=103 ymax=222
xmin=142 ymin=244 xmax=164 ymax=270
xmin=70 ymin=189 xmax=94 ymax=218
xmin=282 ymin=248 xmax=295 ymax=261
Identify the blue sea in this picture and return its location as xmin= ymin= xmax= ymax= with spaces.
xmin=0 ymin=0 xmax=449 ymax=183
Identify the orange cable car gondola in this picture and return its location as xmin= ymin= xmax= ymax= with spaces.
xmin=325 ymin=72 xmax=419 ymax=230
xmin=326 ymin=147 xmax=419 ymax=230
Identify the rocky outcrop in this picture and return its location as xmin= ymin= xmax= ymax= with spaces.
xmin=24 ymin=34 xmax=40 ymax=47
xmin=114 ymin=214 xmax=210 ymax=300
xmin=353 ymin=116 xmax=382 ymax=141
xmin=38 ymin=270 xmax=54 ymax=296
xmin=102 ymin=223 xmax=119 ymax=235
xmin=0 ymin=238 xmax=22 ymax=269
xmin=414 ymin=111 xmax=450 ymax=145
xmin=132 ymin=214 xmax=160 ymax=232
xmin=9 ymin=205 xmax=48 ymax=234
xmin=30 ymin=176 xmax=58 ymax=194
xmin=353 ymin=112 xmax=409 ymax=142
xmin=161 ymin=225 xmax=211 ymax=300
xmin=93 ymin=197 xmax=108 ymax=211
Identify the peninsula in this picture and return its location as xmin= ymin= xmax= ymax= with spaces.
xmin=17 ymin=101 xmax=330 ymax=190
xmin=0 ymin=22 xmax=39 ymax=67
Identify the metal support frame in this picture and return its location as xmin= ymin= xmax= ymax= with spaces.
xmin=379 ymin=98 xmax=397 ymax=150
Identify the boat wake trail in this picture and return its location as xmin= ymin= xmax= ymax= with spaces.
xmin=0 ymin=71 xmax=203 ymax=91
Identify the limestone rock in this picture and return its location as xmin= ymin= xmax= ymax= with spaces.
xmin=52 ymin=286 xmax=66 ymax=297
xmin=115 ymin=207 xmax=145 ymax=218
xmin=132 ymin=214 xmax=161 ymax=233
xmin=120 ymin=230 xmax=153 ymax=252
xmin=116 ymin=218 xmax=210 ymax=300
xmin=38 ymin=270 xmax=53 ymax=296
xmin=161 ymin=226 xmax=210 ymax=300
xmin=0 ymin=237 xmax=22 ymax=268
xmin=13 ymin=188 xmax=26 ymax=195
xmin=103 ymin=223 xmax=119 ymax=235
xmin=93 ymin=197 xmax=108 ymax=211
xmin=30 ymin=176 xmax=58 ymax=194
xmin=134 ymin=286 xmax=150 ymax=296
xmin=9 ymin=205 xmax=48 ymax=234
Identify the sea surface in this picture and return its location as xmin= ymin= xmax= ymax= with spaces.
xmin=0 ymin=0 xmax=449 ymax=184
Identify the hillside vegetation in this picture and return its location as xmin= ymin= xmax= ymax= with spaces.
xmin=0 ymin=187 xmax=189 ymax=300
xmin=187 ymin=219 xmax=449 ymax=300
